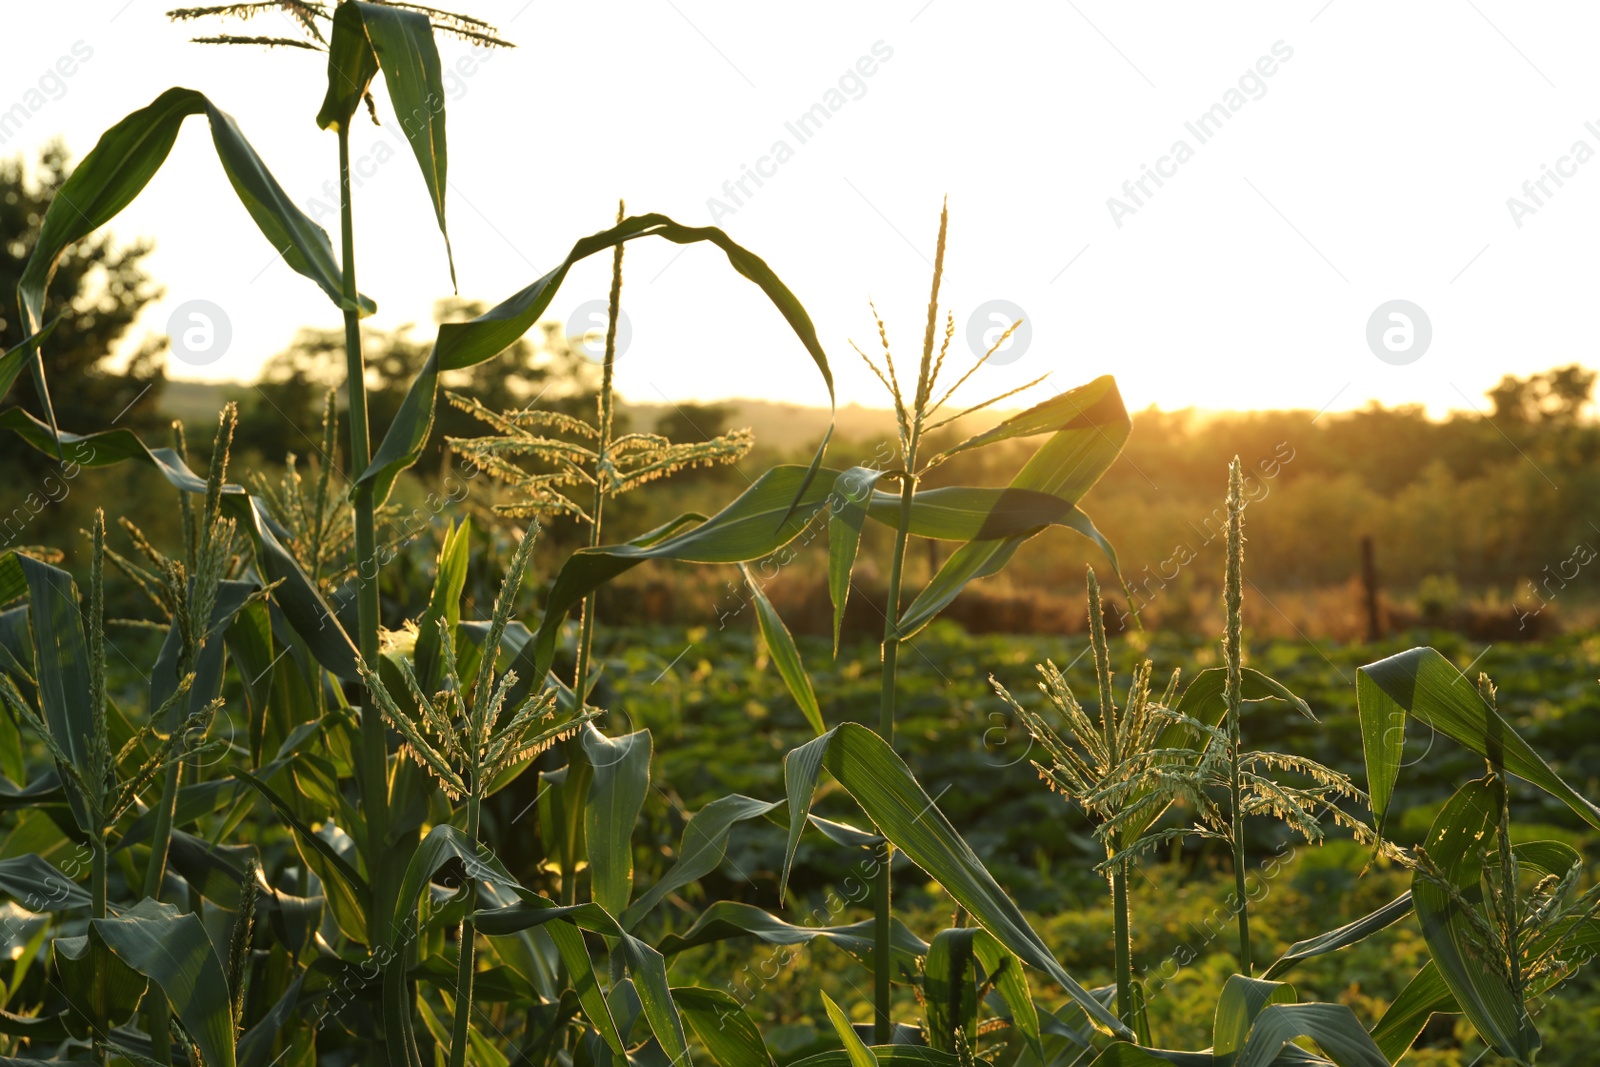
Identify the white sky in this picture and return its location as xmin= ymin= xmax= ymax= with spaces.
xmin=7 ymin=1 xmax=1600 ymax=417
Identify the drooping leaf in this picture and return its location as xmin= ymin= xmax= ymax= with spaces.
xmin=1358 ymin=647 xmax=1600 ymax=837
xmin=1235 ymin=1002 xmax=1390 ymax=1067
xmin=361 ymin=213 xmax=836 ymax=508
xmin=782 ymin=723 xmax=1131 ymax=1039
xmin=16 ymin=86 xmax=372 ymax=350
xmin=1212 ymin=974 xmax=1295 ymax=1059
xmin=1261 ymin=893 xmax=1413 ymax=980
xmin=317 ymin=1 xmax=455 ymax=285
xmin=740 ymin=564 xmax=823 ymax=735
xmin=655 ymin=900 xmax=928 ymax=973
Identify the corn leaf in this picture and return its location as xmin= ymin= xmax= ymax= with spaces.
xmin=361 ymin=213 xmax=835 ymax=508
xmin=1413 ymin=778 xmax=1538 ymax=1064
xmin=740 ymin=564 xmax=823 ymax=735
xmin=782 ymin=723 xmax=1132 ymax=1039
xmin=673 ymin=987 xmax=776 ymax=1067
xmin=623 ymin=794 xmax=783 ymax=930
xmin=414 ymin=519 xmax=470 ymax=692
xmin=583 ymin=724 xmax=651 ymax=918
xmin=1370 ymin=961 xmax=1455 ymax=1064
xmin=924 ymin=927 xmax=979 ymax=1054
xmin=1357 ymin=647 xmax=1600 ymax=837
xmin=655 ymin=900 xmax=928 ymax=971
xmin=1262 ymin=893 xmax=1413 ymax=980
xmin=1236 ymin=1003 xmax=1389 ymax=1067
xmin=826 ymin=467 xmax=886 ymax=654
xmin=317 ymin=1 xmax=454 ymax=285
xmin=820 ymin=992 xmax=878 ymax=1067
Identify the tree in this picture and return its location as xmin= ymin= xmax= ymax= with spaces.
xmin=0 ymin=140 xmax=166 ymax=450
xmin=1488 ymin=364 xmax=1596 ymax=426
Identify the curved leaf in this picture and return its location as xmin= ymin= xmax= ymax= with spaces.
xmin=583 ymin=724 xmax=651 ymax=917
xmin=821 ymin=992 xmax=878 ymax=1067
xmin=623 ymin=794 xmax=783 ymax=930
xmin=783 ymin=723 xmax=1132 ymax=1039
xmin=361 ymin=213 xmax=835 ymax=507
xmin=1261 ymin=893 xmax=1413 ymax=981
xmin=1370 ymin=961 xmax=1455 ymax=1064
xmin=673 ymin=987 xmax=775 ymax=1067
xmin=1213 ymin=974 xmax=1294 ymax=1059
xmin=1359 ymin=647 xmax=1600 ymax=837
xmin=317 ymin=1 xmax=454 ymax=285
xmin=925 ymin=928 xmax=978 ymax=1054
xmin=740 ymin=565 xmax=823 ymax=735
xmin=655 ymin=900 xmax=928 ymax=972
xmin=826 ymin=467 xmax=886 ymax=654
xmin=91 ymin=898 xmax=237 ymax=1067
xmin=16 ymin=86 xmax=371 ymax=354
xmin=1236 ymin=1002 xmax=1389 ymax=1067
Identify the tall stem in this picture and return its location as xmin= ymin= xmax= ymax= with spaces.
xmin=448 ymin=793 xmax=482 ymax=1067
xmin=1112 ymin=855 xmax=1133 ymax=1026
xmin=1223 ymin=459 xmax=1251 ymax=975
xmin=873 ymin=469 xmax=915 ymax=1042
xmin=338 ymin=129 xmax=389 ymax=935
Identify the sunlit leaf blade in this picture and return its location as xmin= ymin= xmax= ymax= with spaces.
xmin=826 ymin=466 xmax=885 ymax=654
xmin=1412 ymin=778 xmax=1538 ymax=1064
xmin=1370 ymin=961 xmax=1456 ymax=1064
xmin=1213 ymin=975 xmax=1295 ymax=1059
xmin=362 ymin=213 xmax=836 ymax=508
xmin=1236 ymin=1002 xmax=1390 ymax=1067
xmin=0 ymin=410 xmax=361 ymax=681
xmin=1357 ymin=647 xmax=1600 ymax=836
xmin=924 ymin=927 xmax=979 ymax=1054
xmin=865 ymin=486 xmax=1096 ymax=542
xmin=937 ymin=375 xmax=1127 ymax=460
xmin=583 ymin=724 xmax=651 ymax=918
xmin=317 ymin=1 xmax=455 ymax=285
xmin=91 ymin=898 xmax=238 ymax=1067
xmin=655 ymin=900 xmax=928 ymax=971
xmin=414 ymin=519 xmax=470 ymax=691
xmin=790 ymin=1051 xmax=967 ymax=1067
xmin=673 ymin=987 xmax=776 ymax=1067
xmin=624 ymin=795 xmax=783 ymax=930
xmin=973 ymin=930 xmax=1042 ymax=1059
xmin=783 ymin=723 xmax=1132 ymax=1039
xmin=740 ymin=564 xmax=823 ymax=734
xmin=1261 ymin=893 xmax=1413 ymax=980
xmin=16 ymin=86 xmax=372 ymax=351
xmin=519 ymin=466 xmax=833 ymax=683
xmin=820 ymin=992 xmax=878 ymax=1067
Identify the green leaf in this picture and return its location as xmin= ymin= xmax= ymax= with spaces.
xmin=790 ymin=1051 xmax=969 ymax=1067
xmin=740 ymin=564 xmax=823 ymax=734
xmin=623 ymin=794 xmax=782 ymax=930
xmin=782 ymin=723 xmax=1132 ymax=1039
xmin=1370 ymin=961 xmax=1455 ymax=1064
xmin=4 ymin=552 xmax=94 ymax=832
xmin=16 ymin=87 xmax=371 ymax=344
xmin=317 ymin=1 xmax=455 ymax=285
xmin=1212 ymin=974 xmax=1295 ymax=1059
xmin=520 ymin=465 xmax=834 ymax=683
xmin=924 ymin=928 xmax=979 ymax=1054
xmin=972 ymin=931 xmax=1042 ymax=1060
xmin=820 ymin=992 xmax=878 ymax=1067
xmin=895 ymin=377 xmax=1129 ymax=639
xmin=936 ymin=374 xmax=1130 ymax=460
xmin=583 ymin=724 xmax=651 ymax=917
xmin=1236 ymin=1003 xmax=1390 ymax=1067
xmin=826 ymin=467 xmax=886 ymax=653
xmin=415 ymin=519 xmax=470 ymax=691
xmin=1261 ymin=893 xmax=1413 ymax=980
xmin=361 ymin=213 xmax=835 ymax=508
xmin=0 ymin=411 xmax=362 ymax=682
xmin=0 ymin=854 xmax=90 ymax=911
xmin=1412 ymin=778 xmax=1537 ymax=1064
xmin=673 ymin=987 xmax=776 ymax=1067
xmin=866 ymin=486 xmax=1097 ymax=542
xmin=1357 ymin=647 xmax=1600 ymax=836
xmin=53 ymin=927 xmax=148 ymax=1039
xmin=90 ymin=898 xmax=238 ymax=1067
xmin=655 ymin=900 xmax=928 ymax=972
